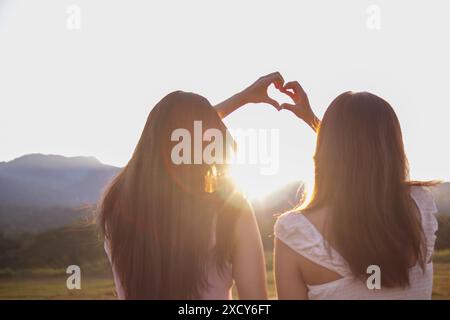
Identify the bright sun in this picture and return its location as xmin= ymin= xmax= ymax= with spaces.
xmin=229 ymin=162 xmax=301 ymax=201
xmin=222 ymin=102 xmax=317 ymax=202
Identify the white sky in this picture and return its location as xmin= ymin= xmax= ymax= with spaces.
xmin=0 ymin=0 xmax=449 ymax=196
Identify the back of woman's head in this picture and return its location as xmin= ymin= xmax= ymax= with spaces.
xmin=307 ymin=91 xmax=426 ymax=287
xmin=99 ymin=91 xmax=246 ymax=299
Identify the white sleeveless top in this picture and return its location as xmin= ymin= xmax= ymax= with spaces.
xmin=275 ymin=186 xmax=438 ymax=300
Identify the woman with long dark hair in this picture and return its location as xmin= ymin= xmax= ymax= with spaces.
xmin=275 ymin=82 xmax=438 ymax=299
xmin=99 ymin=73 xmax=285 ymax=299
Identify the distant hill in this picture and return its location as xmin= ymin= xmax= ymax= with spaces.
xmin=252 ymin=181 xmax=304 ymax=249
xmin=432 ymin=182 xmax=450 ymax=216
xmin=0 ymin=153 xmax=448 ymax=237
xmin=0 ymin=205 xmax=94 ymax=235
xmin=0 ymin=221 xmax=109 ymax=271
xmin=0 ymin=154 xmax=120 ymax=235
xmin=0 ymin=154 xmax=120 ymax=207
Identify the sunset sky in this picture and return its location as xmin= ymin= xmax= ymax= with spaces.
xmin=1 ymin=0 xmax=449 ymax=198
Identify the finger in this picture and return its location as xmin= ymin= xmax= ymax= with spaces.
xmin=280 ymin=88 xmax=296 ymax=100
xmin=263 ymin=71 xmax=284 ymax=89
xmin=273 ymin=71 xmax=284 ymax=89
xmin=264 ymin=97 xmax=281 ymax=111
xmin=263 ymin=71 xmax=282 ymax=80
xmin=283 ymin=81 xmax=301 ymax=93
xmin=280 ymin=103 xmax=296 ymax=111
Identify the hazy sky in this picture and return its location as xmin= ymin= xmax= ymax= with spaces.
xmin=0 ymin=0 xmax=449 ymax=195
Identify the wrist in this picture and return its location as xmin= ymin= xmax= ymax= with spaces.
xmin=300 ymin=111 xmax=313 ymax=123
xmin=302 ymin=112 xmax=318 ymax=126
xmin=235 ymin=90 xmax=251 ymax=106
xmin=309 ymin=115 xmax=320 ymax=132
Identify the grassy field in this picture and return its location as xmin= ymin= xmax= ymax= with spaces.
xmin=0 ymin=252 xmax=449 ymax=300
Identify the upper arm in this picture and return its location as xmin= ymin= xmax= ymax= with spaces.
xmin=231 ymin=204 xmax=268 ymax=300
xmin=274 ymin=237 xmax=308 ymax=300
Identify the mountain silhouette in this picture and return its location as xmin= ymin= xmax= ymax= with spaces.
xmin=432 ymin=182 xmax=450 ymax=215
xmin=0 ymin=154 xmax=120 ymax=207
xmin=0 ymin=154 xmax=448 ymax=236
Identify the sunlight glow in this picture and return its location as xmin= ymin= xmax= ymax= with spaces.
xmin=229 ymin=164 xmax=274 ymax=200
xmin=228 ymin=162 xmax=304 ymax=202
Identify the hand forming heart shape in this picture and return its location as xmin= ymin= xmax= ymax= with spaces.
xmin=267 ymin=84 xmax=294 ymax=108
xmin=241 ymin=72 xmax=287 ymax=110
xmin=241 ymin=72 xmax=315 ymax=123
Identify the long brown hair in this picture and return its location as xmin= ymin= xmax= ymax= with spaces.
xmin=304 ymin=91 xmax=427 ymax=287
xmin=98 ymin=91 xmax=245 ymax=299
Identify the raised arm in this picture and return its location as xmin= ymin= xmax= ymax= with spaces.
xmin=215 ymin=72 xmax=285 ymax=118
xmin=280 ymin=81 xmax=320 ymax=132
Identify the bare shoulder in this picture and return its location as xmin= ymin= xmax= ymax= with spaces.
xmin=299 ymin=207 xmax=329 ymax=234
xmin=220 ymin=192 xmax=257 ymax=237
xmin=222 ymin=191 xmax=253 ymax=214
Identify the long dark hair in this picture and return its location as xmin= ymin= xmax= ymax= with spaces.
xmin=98 ymin=91 xmax=245 ymax=299
xmin=304 ymin=91 xmax=428 ymax=287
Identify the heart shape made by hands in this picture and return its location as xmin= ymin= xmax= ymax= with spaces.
xmin=267 ymin=84 xmax=295 ymax=110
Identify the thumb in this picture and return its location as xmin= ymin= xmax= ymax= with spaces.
xmin=264 ymin=97 xmax=281 ymax=111
xmin=280 ymin=103 xmax=296 ymax=112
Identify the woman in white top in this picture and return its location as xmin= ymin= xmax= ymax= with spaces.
xmin=274 ymin=82 xmax=438 ymax=299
